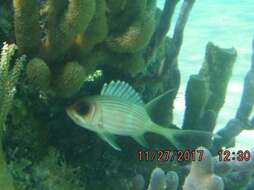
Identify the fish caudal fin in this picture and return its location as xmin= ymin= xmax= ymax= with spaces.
xmin=150 ymin=124 xmax=213 ymax=149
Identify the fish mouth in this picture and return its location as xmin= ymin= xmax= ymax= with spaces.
xmin=66 ymin=106 xmax=87 ymax=127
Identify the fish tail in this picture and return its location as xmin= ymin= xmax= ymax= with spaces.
xmin=150 ymin=123 xmax=212 ymax=149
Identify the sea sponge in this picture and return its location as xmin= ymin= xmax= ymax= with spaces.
xmin=13 ymin=0 xmax=41 ymax=57
xmin=107 ymin=0 xmax=147 ymax=32
xmin=182 ymin=75 xmax=208 ymax=130
xmin=26 ymin=58 xmax=51 ymax=91
xmin=117 ymin=53 xmax=146 ymax=76
xmin=53 ymin=61 xmax=86 ymax=97
xmin=106 ymin=12 xmax=155 ymax=53
xmin=45 ymin=0 xmax=96 ymax=60
xmin=106 ymin=0 xmax=127 ymax=16
xmin=75 ymin=0 xmax=108 ymax=54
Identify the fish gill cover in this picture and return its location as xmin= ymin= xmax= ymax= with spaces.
xmin=0 ymin=0 xmax=253 ymax=189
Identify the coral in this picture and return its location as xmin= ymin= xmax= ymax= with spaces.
xmin=13 ymin=0 xmax=41 ymax=57
xmin=32 ymin=148 xmax=85 ymax=190
xmin=0 ymin=1 xmax=13 ymax=44
xmin=3 ymin=0 xmax=254 ymax=189
xmin=165 ymin=171 xmax=179 ymax=190
xmin=147 ymin=168 xmax=166 ymax=190
xmin=13 ymin=0 xmax=97 ymax=97
xmin=26 ymin=58 xmax=51 ymax=91
xmin=112 ymin=53 xmax=146 ymax=76
xmin=139 ymin=168 xmax=179 ymax=190
xmin=211 ymin=38 xmax=254 ymax=152
xmin=0 ymin=42 xmax=26 ymax=134
xmin=74 ymin=0 xmax=108 ymax=54
xmin=182 ymin=147 xmax=224 ymax=190
xmin=182 ymin=75 xmax=208 ymax=130
xmin=0 ymin=151 xmax=15 ymax=190
xmin=0 ymin=42 xmax=26 ymax=190
xmin=106 ymin=12 xmax=155 ymax=53
xmin=53 ymin=61 xmax=86 ymax=97
xmin=198 ymin=43 xmax=237 ymax=131
xmin=131 ymin=174 xmax=145 ymax=190
xmin=107 ymin=0 xmax=148 ymax=32
xmin=10 ymin=148 xmax=85 ymax=190
xmin=44 ymin=0 xmax=96 ymax=59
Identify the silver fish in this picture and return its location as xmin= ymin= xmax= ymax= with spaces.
xmin=66 ymin=80 xmax=212 ymax=151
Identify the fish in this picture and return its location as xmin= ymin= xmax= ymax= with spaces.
xmin=66 ymin=80 xmax=212 ymax=151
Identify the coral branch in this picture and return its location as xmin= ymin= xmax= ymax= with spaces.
xmin=45 ymin=0 xmax=96 ymax=59
xmin=183 ymin=147 xmax=224 ymax=190
xmin=182 ymin=75 xmax=208 ymax=130
xmin=106 ymin=12 xmax=155 ymax=53
xmin=211 ymin=37 xmax=254 ymax=152
xmin=13 ymin=0 xmax=41 ymax=57
xmin=236 ymin=37 xmax=254 ymax=121
xmin=160 ymin=0 xmax=196 ymax=78
xmin=198 ymin=42 xmax=237 ymax=132
xmin=146 ymin=0 xmax=180 ymax=61
xmin=0 ymin=42 xmax=26 ymax=190
xmin=74 ymin=0 xmax=108 ymax=54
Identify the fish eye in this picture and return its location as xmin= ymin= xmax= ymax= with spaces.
xmin=75 ymin=101 xmax=90 ymax=115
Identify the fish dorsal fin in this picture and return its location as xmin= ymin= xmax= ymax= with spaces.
xmin=100 ymin=80 xmax=144 ymax=105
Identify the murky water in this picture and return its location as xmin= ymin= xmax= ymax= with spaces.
xmin=158 ymin=0 xmax=254 ymax=148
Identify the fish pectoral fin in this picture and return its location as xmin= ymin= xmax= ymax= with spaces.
xmin=132 ymin=135 xmax=149 ymax=148
xmin=98 ymin=133 xmax=122 ymax=151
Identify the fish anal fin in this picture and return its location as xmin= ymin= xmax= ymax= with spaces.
xmin=98 ymin=132 xmax=122 ymax=151
xmin=132 ymin=135 xmax=149 ymax=148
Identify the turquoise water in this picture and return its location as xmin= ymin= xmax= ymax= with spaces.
xmin=158 ymin=0 xmax=254 ymax=148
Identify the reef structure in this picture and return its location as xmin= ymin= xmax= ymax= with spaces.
xmin=0 ymin=43 xmax=26 ymax=190
xmin=0 ymin=0 xmax=254 ymax=190
xmin=12 ymin=0 xmax=158 ymax=97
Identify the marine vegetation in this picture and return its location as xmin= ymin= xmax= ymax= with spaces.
xmin=0 ymin=43 xmax=26 ymax=190
xmin=0 ymin=0 xmax=254 ymax=189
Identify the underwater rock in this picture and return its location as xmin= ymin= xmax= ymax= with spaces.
xmin=26 ymin=58 xmax=51 ymax=91
xmin=182 ymin=147 xmax=224 ymax=190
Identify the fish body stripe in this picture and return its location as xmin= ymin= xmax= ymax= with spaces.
xmin=92 ymin=96 xmax=150 ymax=135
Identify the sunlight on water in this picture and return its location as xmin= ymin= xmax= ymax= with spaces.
xmin=158 ymin=0 xmax=254 ymax=148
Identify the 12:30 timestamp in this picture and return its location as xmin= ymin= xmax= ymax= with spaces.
xmin=217 ymin=150 xmax=251 ymax=161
